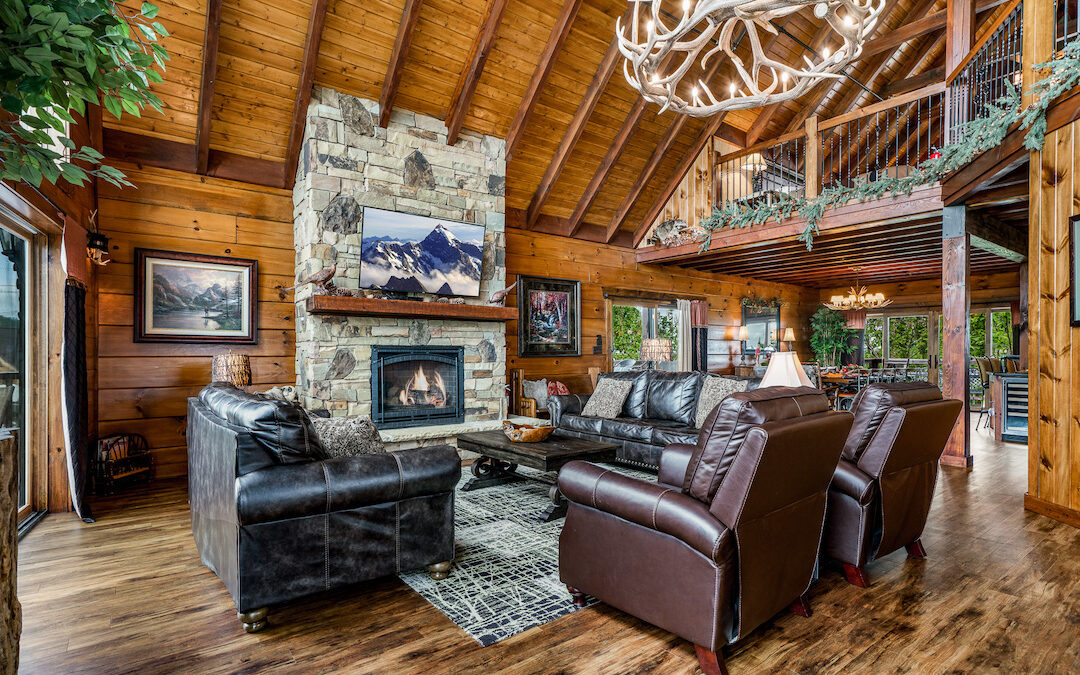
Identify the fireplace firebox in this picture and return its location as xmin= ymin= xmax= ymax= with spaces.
xmin=371 ymin=346 xmax=465 ymax=429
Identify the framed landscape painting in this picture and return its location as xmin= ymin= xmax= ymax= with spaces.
xmin=135 ymin=249 xmax=258 ymax=344
xmin=517 ymin=276 xmax=580 ymax=357
xmin=1072 ymin=215 xmax=1080 ymax=326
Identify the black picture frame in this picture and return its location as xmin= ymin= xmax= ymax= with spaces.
xmin=1072 ymin=215 xmax=1080 ymax=326
xmin=741 ymin=305 xmax=780 ymax=354
xmin=517 ymin=276 xmax=581 ymax=357
xmin=134 ymin=248 xmax=258 ymax=344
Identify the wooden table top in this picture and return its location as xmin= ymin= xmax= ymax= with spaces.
xmin=456 ymin=430 xmax=618 ymax=472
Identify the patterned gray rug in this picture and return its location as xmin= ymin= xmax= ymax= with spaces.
xmin=399 ymin=463 xmax=653 ymax=646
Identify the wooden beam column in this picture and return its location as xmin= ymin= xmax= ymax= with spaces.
xmin=446 ymin=0 xmax=510 ymax=146
xmin=944 ymin=0 xmax=976 ymax=138
xmin=195 ymin=0 xmax=224 ymax=175
xmin=941 ymin=205 xmax=973 ymax=468
xmin=380 ymin=0 xmax=426 ymax=128
xmin=284 ymin=0 xmax=330 ymax=190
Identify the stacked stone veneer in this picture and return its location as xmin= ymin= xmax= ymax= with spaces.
xmin=292 ymin=87 xmax=507 ymax=428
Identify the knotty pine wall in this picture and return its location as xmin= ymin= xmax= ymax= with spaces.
xmin=505 ymin=229 xmax=817 ymax=393
xmin=94 ymin=164 xmax=296 ymax=479
xmin=817 ymin=271 xmax=1023 ymax=309
xmin=1025 ymin=119 xmax=1080 ymax=527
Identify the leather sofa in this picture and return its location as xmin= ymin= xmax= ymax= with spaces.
xmin=549 ymin=371 xmax=756 ymax=470
xmin=187 ymin=383 xmax=460 ymax=632
xmin=822 ymin=382 xmax=962 ymax=587
xmin=557 ymin=387 xmax=854 ymax=674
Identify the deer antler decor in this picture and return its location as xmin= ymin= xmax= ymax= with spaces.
xmin=617 ymin=0 xmax=886 ymax=115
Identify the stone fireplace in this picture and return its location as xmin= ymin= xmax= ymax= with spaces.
xmin=371 ymin=346 xmax=465 ymax=429
xmin=292 ymin=87 xmax=508 ymax=446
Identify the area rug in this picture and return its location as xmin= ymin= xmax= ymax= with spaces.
xmin=399 ymin=463 xmax=653 ymax=646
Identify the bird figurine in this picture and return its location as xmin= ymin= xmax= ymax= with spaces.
xmin=487 ymin=281 xmax=517 ymax=306
xmin=283 ymin=263 xmax=337 ymax=294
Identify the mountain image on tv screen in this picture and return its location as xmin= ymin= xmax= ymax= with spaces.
xmin=358 ymin=207 xmax=485 ymax=296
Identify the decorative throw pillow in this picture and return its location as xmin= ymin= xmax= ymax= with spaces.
xmin=581 ymin=378 xmax=634 ymax=419
xmin=261 ymin=385 xmax=299 ymax=404
xmin=522 ymin=378 xmax=549 ymax=409
xmin=311 ymin=416 xmax=386 ymax=458
xmin=547 ymin=380 xmax=569 ymax=396
xmin=694 ymin=376 xmax=750 ymax=429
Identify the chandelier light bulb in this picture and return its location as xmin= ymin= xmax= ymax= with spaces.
xmin=729 ymin=82 xmax=736 ymax=97
xmin=844 ymin=15 xmax=856 ymax=26
xmin=683 ymin=0 xmax=691 ymax=13
xmin=814 ymin=2 xmax=829 ymax=18
xmin=822 ymin=47 xmax=831 ymax=59
xmin=646 ymin=19 xmax=654 ymax=33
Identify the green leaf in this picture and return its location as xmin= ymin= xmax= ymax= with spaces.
xmin=151 ymin=22 xmax=168 ymax=37
xmin=24 ymin=47 xmax=60 ymax=63
xmin=103 ymin=95 xmax=122 ymax=120
xmin=141 ymin=2 xmax=159 ymax=19
xmin=59 ymin=162 xmax=88 ymax=185
xmin=1 ymin=96 xmax=22 ymax=114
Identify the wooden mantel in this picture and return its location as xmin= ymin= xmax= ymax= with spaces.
xmin=305 ymin=295 xmax=517 ymax=321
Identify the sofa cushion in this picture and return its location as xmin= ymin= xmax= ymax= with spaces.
xmin=651 ymin=424 xmax=699 ymax=447
xmin=842 ymin=382 xmax=943 ymax=461
xmin=599 ymin=418 xmax=654 ymax=443
xmin=199 ymin=383 xmax=328 ymax=464
xmin=694 ymin=375 xmax=750 ymax=429
xmin=581 ymin=377 xmax=634 ymax=419
xmin=683 ymin=386 xmax=830 ymax=503
xmin=645 ymin=371 xmax=702 ymax=425
xmin=597 ymin=371 xmax=648 ymax=418
xmin=560 ymin=414 xmax=604 ymax=435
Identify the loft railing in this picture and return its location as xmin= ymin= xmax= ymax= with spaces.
xmin=819 ymin=84 xmax=944 ymax=191
xmin=946 ymin=0 xmax=1023 ymax=144
xmin=711 ymin=83 xmax=944 ymax=213
xmin=1055 ymin=0 xmax=1080 ymax=52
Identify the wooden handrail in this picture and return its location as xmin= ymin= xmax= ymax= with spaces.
xmin=945 ymin=0 xmax=1023 ymax=85
xmin=818 ymin=82 xmax=946 ymax=131
xmin=714 ymin=128 xmax=806 ymax=166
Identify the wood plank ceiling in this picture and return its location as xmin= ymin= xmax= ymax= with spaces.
xmin=102 ymin=0 xmax=1016 ymax=249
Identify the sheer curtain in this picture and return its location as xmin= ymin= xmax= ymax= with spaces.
xmin=677 ymin=299 xmax=692 ymax=371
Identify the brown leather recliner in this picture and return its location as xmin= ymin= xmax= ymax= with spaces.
xmin=557 ymin=387 xmax=854 ymax=675
xmin=822 ymin=382 xmax=963 ymax=588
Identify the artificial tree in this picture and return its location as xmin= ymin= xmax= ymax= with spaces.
xmin=0 ymin=0 xmax=169 ymax=188
xmin=810 ymin=307 xmax=856 ymax=368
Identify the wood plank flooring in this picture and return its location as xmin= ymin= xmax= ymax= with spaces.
xmin=17 ymin=419 xmax=1080 ymax=674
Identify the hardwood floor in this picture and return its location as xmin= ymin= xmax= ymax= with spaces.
xmin=17 ymin=420 xmax=1080 ymax=674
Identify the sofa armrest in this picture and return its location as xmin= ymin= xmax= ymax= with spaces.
xmin=549 ymin=394 xmax=589 ymax=426
xmin=658 ymin=443 xmax=695 ymax=488
xmin=831 ymin=458 xmax=876 ymax=505
xmin=237 ymin=445 xmax=461 ymax=525
xmin=558 ymin=460 xmax=731 ymax=564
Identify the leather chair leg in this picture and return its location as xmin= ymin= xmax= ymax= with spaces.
xmin=239 ymin=607 xmax=268 ymax=633
xmin=695 ymin=645 xmax=729 ymax=675
xmin=566 ymin=585 xmax=587 ymax=608
xmin=789 ymin=594 xmax=812 ymax=617
xmin=905 ymin=539 xmax=927 ymax=559
xmin=842 ymin=563 xmax=871 ymax=588
xmin=426 ymin=561 xmax=452 ymax=580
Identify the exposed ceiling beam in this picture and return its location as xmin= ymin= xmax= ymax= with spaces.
xmin=525 ymin=8 xmax=630 ymax=229
xmin=632 ymin=113 xmax=727 ymax=247
xmin=195 ymin=0 xmax=224 ymax=175
xmin=284 ymin=0 xmax=329 ymax=190
xmin=881 ymin=66 xmax=945 ymax=97
xmin=379 ymin=0 xmax=426 ymax=128
xmin=969 ymin=213 xmax=1027 ymax=262
xmin=446 ymin=0 xmax=510 ymax=146
xmin=860 ymin=0 xmax=1005 ymax=57
xmin=504 ymin=0 xmax=583 ymax=163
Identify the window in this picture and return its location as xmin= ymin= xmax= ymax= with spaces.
xmin=990 ymin=310 xmax=1013 ymax=357
xmin=657 ymin=306 xmax=679 ymax=355
xmin=611 ymin=302 xmax=680 ymax=368
xmin=887 ymin=315 xmax=929 ymax=361
xmin=0 ymin=225 xmax=29 ymax=515
xmin=865 ymin=315 xmax=884 ymax=359
xmin=742 ymin=306 xmax=780 ymax=354
xmin=970 ymin=312 xmax=986 ymax=358
xmin=612 ymin=305 xmax=643 ymax=361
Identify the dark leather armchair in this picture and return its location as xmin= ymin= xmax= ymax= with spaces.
xmin=822 ymin=382 xmax=962 ymax=587
xmin=188 ymin=384 xmax=460 ymax=632
xmin=558 ymin=387 xmax=854 ymax=674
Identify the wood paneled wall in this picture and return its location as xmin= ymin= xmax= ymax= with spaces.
xmin=94 ymin=164 xmax=296 ymax=479
xmin=505 ymin=229 xmax=816 ymax=392
xmin=1025 ymin=118 xmax=1080 ymax=527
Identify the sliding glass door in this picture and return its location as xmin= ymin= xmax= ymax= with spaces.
xmin=0 ymin=224 xmax=29 ymax=520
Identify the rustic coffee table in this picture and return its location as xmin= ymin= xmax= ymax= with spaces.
xmin=456 ymin=430 xmax=618 ymax=522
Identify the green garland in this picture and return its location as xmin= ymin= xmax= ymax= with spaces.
xmin=695 ymin=39 xmax=1080 ymax=252
xmin=740 ymin=294 xmax=784 ymax=311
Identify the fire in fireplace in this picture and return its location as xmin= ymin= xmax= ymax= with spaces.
xmin=371 ymin=346 xmax=465 ymax=429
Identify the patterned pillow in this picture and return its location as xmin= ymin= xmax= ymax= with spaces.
xmin=547 ymin=380 xmax=569 ymax=396
xmin=261 ymin=385 xmax=299 ymax=403
xmin=581 ymin=378 xmax=634 ymax=419
xmin=311 ymin=416 xmax=386 ymax=457
xmin=522 ymin=378 xmax=549 ymax=409
xmin=694 ymin=376 xmax=750 ymax=429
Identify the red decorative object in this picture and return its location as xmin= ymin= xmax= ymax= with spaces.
xmin=547 ymin=380 xmax=569 ymax=396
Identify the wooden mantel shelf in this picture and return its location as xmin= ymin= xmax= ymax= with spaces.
xmin=305 ymin=295 xmax=517 ymax=321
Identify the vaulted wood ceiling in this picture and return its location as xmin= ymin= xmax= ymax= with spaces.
xmin=104 ymin=0 xmax=1015 ymax=247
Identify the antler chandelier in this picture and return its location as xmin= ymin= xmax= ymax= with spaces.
xmin=823 ymin=269 xmax=892 ymax=311
xmin=617 ymin=0 xmax=886 ymax=116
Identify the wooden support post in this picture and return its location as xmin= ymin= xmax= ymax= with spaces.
xmin=944 ymin=0 xmax=976 ymax=139
xmin=804 ymin=116 xmax=819 ymax=199
xmin=0 ymin=433 xmax=18 ymax=671
xmin=1017 ymin=262 xmax=1028 ymax=368
xmin=941 ymin=205 xmax=973 ymax=468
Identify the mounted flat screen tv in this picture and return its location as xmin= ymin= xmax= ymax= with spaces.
xmin=359 ymin=207 xmax=485 ymax=296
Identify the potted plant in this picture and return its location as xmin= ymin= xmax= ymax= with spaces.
xmin=810 ymin=307 xmax=856 ymax=368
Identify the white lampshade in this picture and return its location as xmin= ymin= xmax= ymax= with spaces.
xmin=736 ymin=325 xmax=750 ymax=341
xmin=782 ymin=327 xmax=796 ymax=343
xmin=759 ymin=351 xmax=814 ymax=389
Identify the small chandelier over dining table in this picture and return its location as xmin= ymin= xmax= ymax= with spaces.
xmin=616 ymin=0 xmax=886 ymax=116
xmin=823 ymin=268 xmax=892 ymax=311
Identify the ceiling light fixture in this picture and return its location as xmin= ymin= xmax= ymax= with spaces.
xmin=823 ymin=267 xmax=892 ymax=311
xmin=616 ymin=0 xmax=885 ymax=115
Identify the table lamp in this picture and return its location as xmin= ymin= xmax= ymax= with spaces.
xmin=736 ymin=326 xmax=750 ymax=365
xmin=759 ymin=351 xmax=814 ymax=389
xmin=782 ymin=327 xmax=796 ymax=351
xmin=640 ymin=338 xmax=672 ymax=370
xmin=212 ymin=352 xmax=252 ymax=389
